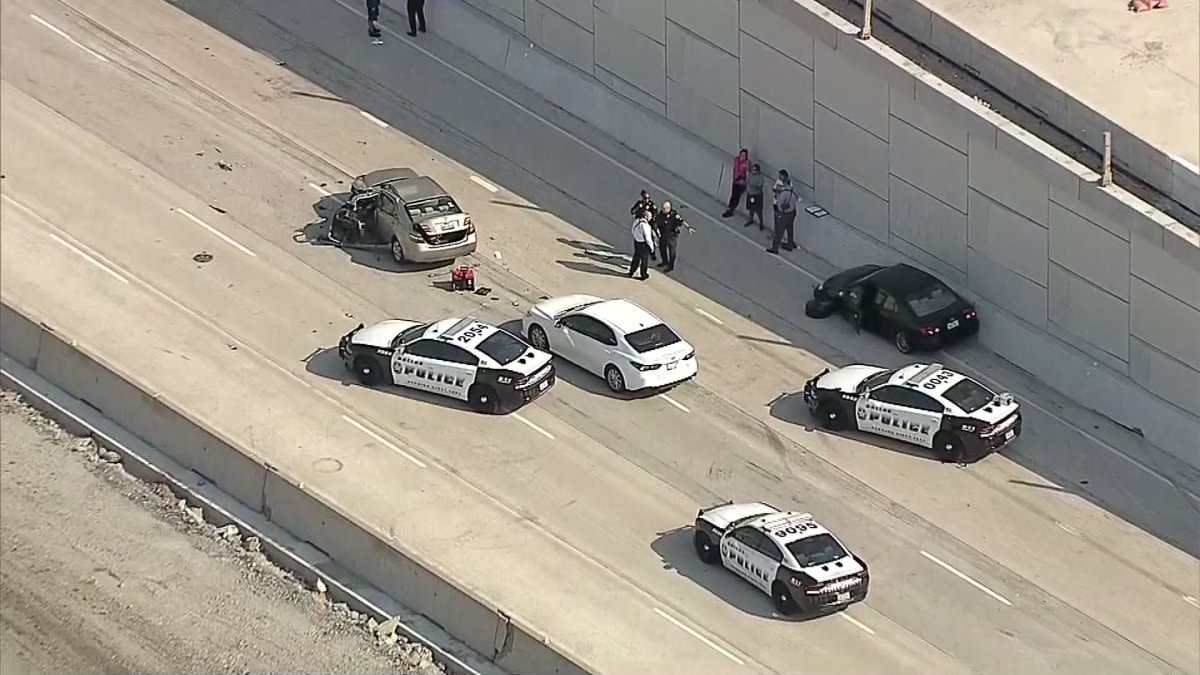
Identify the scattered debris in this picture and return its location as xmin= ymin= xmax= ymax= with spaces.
xmin=99 ymin=449 xmax=121 ymax=464
xmin=193 ymin=251 xmax=214 ymax=263
xmin=1129 ymin=0 xmax=1168 ymax=11
xmin=216 ymin=524 xmax=240 ymax=541
xmin=243 ymin=536 xmax=262 ymax=553
xmin=228 ymin=344 xmax=238 ymax=351
xmin=474 ymin=287 xmax=491 ymax=296
xmin=275 ymin=60 xmax=287 ymax=66
xmin=196 ymin=151 xmax=205 ymax=157
xmin=216 ymin=160 xmax=234 ymax=171
xmin=208 ymin=204 xmax=227 ymax=214
xmin=315 ymin=578 xmax=328 ymax=594
xmin=493 ymin=251 xmax=502 ymax=260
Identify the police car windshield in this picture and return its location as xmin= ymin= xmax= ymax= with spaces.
xmin=786 ymin=534 xmax=848 ymax=567
xmin=856 ymin=369 xmax=896 ymax=393
xmin=625 ymin=324 xmax=682 ymax=353
xmin=905 ymin=282 xmax=959 ymax=318
xmin=394 ymin=323 xmax=433 ymax=348
xmin=943 ymin=379 xmax=996 ymax=413
xmin=476 ymin=330 xmax=529 ymax=366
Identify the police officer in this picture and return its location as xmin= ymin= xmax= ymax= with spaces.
xmin=406 ymin=0 xmax=427 ymax=37
xmin=630 ymin=190 xmax=657 ymax=261
xmin=366 ymin=0 xmax=382 ymax=39
xmin=655 ymin=201 xmax=691 ymax=273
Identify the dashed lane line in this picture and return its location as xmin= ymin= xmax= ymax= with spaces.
xmin=921 ymin=550 xmax=1013 ymax=607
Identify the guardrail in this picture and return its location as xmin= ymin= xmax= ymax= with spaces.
xmin=0 ymin=298 xmax=592 ymax=675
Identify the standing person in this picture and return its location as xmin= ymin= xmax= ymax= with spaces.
xmin=743 ymin=163 xmax=765 ymax=230
xmin=366 ymin=0 xmax=382 ymax=39
xmin=768 ymin=170 xmax=799 ymax=254
xmin=629 ymin=190 xmax=658 ymax=261
xmin=628 ymin=209 xmax=655 ymax=280
xmin=655 ymin=201 xmax=693 ymax=273
xmin=406 ymin=0 xmax=427 ymax=37
xmin=723 ymin=149 xmax=751 ymax=218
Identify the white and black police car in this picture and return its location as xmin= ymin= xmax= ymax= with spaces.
xmin=338 ymin=316 xmax=555 ymax=414
xmin=803 ymin=362 xmax=1022 ymax=462
xmin=693 ymin=502 xmax=869 ymax=616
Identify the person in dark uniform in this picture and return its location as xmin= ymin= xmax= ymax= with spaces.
xmin=655 ymin=200 xmax=691 ymax=273
xmin=366 ymin=0 xmax=382 ymax=38
xmin=407 ymin=0 xmax=427 ymax=37
xmin=630 ymin=190 xmax=657 ymax=261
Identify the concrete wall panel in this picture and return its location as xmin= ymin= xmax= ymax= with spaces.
xmin=890 ymin=78 xmax=968 ymax=153
xmin=889 ymin=176 xmax=967 ymax=271
xmin=814 ymin=104 xmax=889 ymax=199
xmin=0 ymin=301 xmax=42 ymax=368
xmin=666 ymin=22 xmax=740 ymax=114
xmin=1130 ymin=338 xmax=1200 ymax=417
xmin=889 ymin=117 xmax=967 ymax=212
xmin=434 ymin=0 xmax=517 ymax=66
xmin=664 ymin=0 xmax=739 ymax=56
xmin=531 ymin=0 xmax=589 ymax=29
xmin=1048 ymin=263 xmax=1130 ymax=361
xmin=739 ymin=0 xmax=813 ymax=67
xmin=462 ymin=0 xmax=525 ymax=31
xmin=739 ymin=34 xmax=813 ymax=128
xmin=741 ymin=94 xmax=814 ymax=187
xmin=812 ymin=41 xmax=889 ymax=141
xmin=967 ymin=190 xmax=1049 ymax=286
xmin=816 ymin=163 xmax=889 ymax=242
xmin=1048 ymin=202 xmax=1130 ymax=301
xmin=968 ymin=248 xmax=1048 ymax=326
xmin=525 ymin=0 xmax=593 ymax=73
xmin=593 ymin=0 xmax=665 ymax=43
xmin=1049 ymin=183 xmax=1129 ymax=241
xmin=666 ymin=78 xmax=740 ymax=153
xmin=968 ymin=133 xmax=1049 ymax=226
xmin=1131 ymin=235 xmax=1200 ymax=311
xmin=594 ymin=9 xmax=666 ymax=101
xmin=1131 ymin=278 xmax=1200 ymax=371
xmin=595 ymin=65 xmax=666 ymax=115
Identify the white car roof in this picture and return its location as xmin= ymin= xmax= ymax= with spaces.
xmin=578 ymin=298 xmax=663 ymax=335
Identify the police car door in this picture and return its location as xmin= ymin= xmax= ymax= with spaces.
xmin=856 ymin=385 xmax=940 ymax=446
xmin=394 ymin=340 xmax=476 ymax=401
xmin=721 ymin=527 xmax=773 ymax=593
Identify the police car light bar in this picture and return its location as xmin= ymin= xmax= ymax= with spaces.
xmin=440 ymin=316 xmax=478 ymax=340
xmin=758 ymin=512 xmax=815 ymax=533
xmin=902 ymin=363 xmax=944 ymax=387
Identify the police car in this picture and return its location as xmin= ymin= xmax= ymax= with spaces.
xmin=337 ymin=317 xmax=555 ymax=413
xmin=693 ymin=502 xmax=869 ymax=616
xmin=802 ymin=362 xmax=1022 ymax=461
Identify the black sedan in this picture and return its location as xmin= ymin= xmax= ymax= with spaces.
xmin=804 ymin=264 xmax=979 ymax=353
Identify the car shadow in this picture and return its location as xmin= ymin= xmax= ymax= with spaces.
xmin=650 ymin=526 xmax=845 ymax=623
xmin=496 ymin=320 xmax=666 ymax=401
xmin=303 ymin=346 xmax=478 ymax=413
xmin=292 ymin=193 xmax=454 ymax=274
xmin=767 ymin=391 xmax=967 ymax=464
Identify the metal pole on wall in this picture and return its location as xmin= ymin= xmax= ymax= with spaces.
xmin=1100 ymin=131 xmax=1113 ymax=186
xmin=859 ymin=0 xmax=874 ymax=40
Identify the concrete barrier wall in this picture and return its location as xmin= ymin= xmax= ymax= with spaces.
xmin=0 ymin=297 xmax=591 ymax=675
xmin=406 ymin=0 xmax=1200 ymax=460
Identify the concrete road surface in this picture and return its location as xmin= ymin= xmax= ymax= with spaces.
xmin=0 ymin=391 xmax=434 ymax=674
xmin=0 ymin=0 xmax=1197 ymax=673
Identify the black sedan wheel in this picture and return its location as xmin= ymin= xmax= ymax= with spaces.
xmin=805 ymin=298 xmax=836 ymax=319
xmin=894 ymin=330 xmax=914 ymax=354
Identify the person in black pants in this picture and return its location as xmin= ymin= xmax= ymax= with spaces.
xmin=628 ymin=209 xmax=655 ymax=280
xmin=655 ymin=201 xmax=690 ymax=273
xmin=366 ymin=0 xmax=382 ymax=38
xmin=407 ymin=0 xmax=427 ymax=36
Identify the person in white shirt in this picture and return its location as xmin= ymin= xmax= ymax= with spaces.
xmin=768 ymin=169 xmax=800 ymax=254
xmin=628 ymin=209 xmax=656 ymax=280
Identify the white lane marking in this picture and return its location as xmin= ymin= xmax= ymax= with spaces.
xmin=661 ymin=394 xmax=690 ymax=414
xmin=29 ymin=14 xmax=110 ymax=63
xmin=513 ymin=412 xmax=555 ymax=440
xmin=308 ymin=182 xmax=333 ymax=197
xmin=838 ymin=612 xmax=876 ymax=636
xmin=359 ymin=110 xmax=389 ymax=128
xmin=1055 ymin=521 xmax=1080 ymax=536
xmin=48 ymin=233 xmax=130 ymax=284
xmin=324 ymin=0 xmax=1196 ymax=497
xmin=469 ymin=176 xmax=499 ymax=193
xmin=694 ymin=307 xmax=724 ymax=326
xmin=652 ymin=607 xmax=745 ymax=665
xmin=921 ymin=550 xmax=1012 ymax=606
xmin=173 ymin=208 xmax=257 ymax=257
xmin=1185 ymin=596 xmax=1199 ymax=609
xmin=342 ymin=415 xmax=426 ymax=468
xmin=2 ymin=195 xmax=130 ymax=283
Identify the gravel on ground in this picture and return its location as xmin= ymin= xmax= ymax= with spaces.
xmin=0 ymin=389 xmax=443 ymax=674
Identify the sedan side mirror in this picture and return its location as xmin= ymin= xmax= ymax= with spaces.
xmin=552 ymin=319 xmax=563 ymax=328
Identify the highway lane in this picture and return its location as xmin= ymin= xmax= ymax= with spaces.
xmin=2 ymin=2 xmax=1200 ymax=667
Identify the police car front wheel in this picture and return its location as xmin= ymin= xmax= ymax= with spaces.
xmin=353 ymin=356 xmax=383 ymax=386
xmin=693 ymin=531 xmax=719 ymax=564
xmin=468 ymin=384 xmax=501 ymax=414
xmin=815 ymin=401 xmax=850 ymax=431
xmin=771 ymin=582 xmax=797 ymax=615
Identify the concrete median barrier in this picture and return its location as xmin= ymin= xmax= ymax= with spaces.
xmin=0 ymin=296 xmax=592 ymax=675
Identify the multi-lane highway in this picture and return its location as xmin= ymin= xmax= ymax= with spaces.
xmin=2 ymin=0 xmax=1198 ymax=672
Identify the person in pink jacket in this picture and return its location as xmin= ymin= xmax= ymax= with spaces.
xmin=723 ymin=149 xmax=751 ymax=218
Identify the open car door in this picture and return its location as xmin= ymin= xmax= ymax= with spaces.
xmin=328 ymin=192 xmax=381 ymax=246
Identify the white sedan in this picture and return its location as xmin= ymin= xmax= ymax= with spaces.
xmin=521 ymin=294 xmax=697 ymax=392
